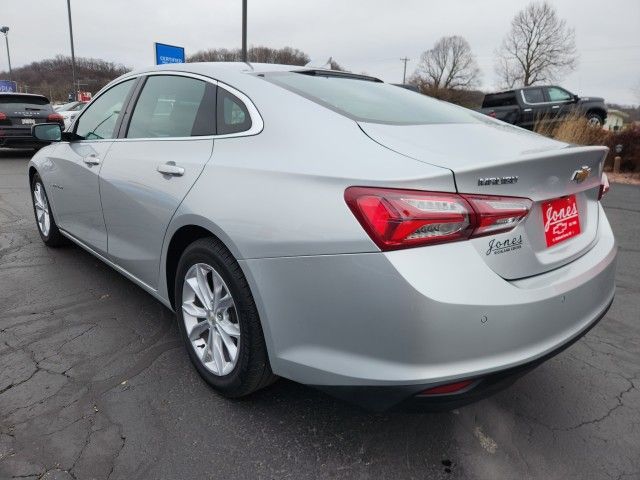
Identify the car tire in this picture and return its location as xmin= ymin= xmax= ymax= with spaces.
xmin=30 ymin=173 xmax=67 ymax=247
xmin=175 ymin=237 xmax=277 ymax=398
xmin=586 ymin=112 xmax=604 ymax=127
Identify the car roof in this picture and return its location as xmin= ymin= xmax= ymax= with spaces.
xmin=487 ymin=85 xmax=557 ymax=95
xmin=123 ymin=62 xmax=381 ymax=85
xmin=0 ymin=92 xmax=49 ymax=99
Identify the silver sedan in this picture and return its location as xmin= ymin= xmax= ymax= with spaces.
xmin=28 ymin=63 xmax=616 ymax=410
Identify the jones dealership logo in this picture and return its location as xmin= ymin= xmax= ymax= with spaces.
xmin=477 ymin=176 xmax=519 ymax=186
xmin=544 ymin=202 xmax=578 ymax=233
xmin=486 ymin=235 xmax=523 ymax=255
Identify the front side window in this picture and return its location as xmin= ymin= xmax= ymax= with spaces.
xmin=75 ymin=79 xmax=134 ymax=140
xmin=126 ymin=75 xmax=216 ymax=138
xmin=217 ymin=88 xmax=252 ymax=134
xmin=263 ymin=71 xmax=484 ymax=125
xmin=522 ymin=88 xmax=545 ymax=104
xmin=547 ymin=87 xmax=572 ymax=102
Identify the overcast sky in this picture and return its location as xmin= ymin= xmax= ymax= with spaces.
xmin=2 ymin=0 xmax=639 ymax=104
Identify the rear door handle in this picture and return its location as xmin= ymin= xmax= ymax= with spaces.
xmin=83 ymin=155 xmax=100 ymax=166
xmin=157 ymin=163 xmax=185 ymax=176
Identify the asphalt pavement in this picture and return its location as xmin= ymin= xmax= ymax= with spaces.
xmin=1 ymin=149 xmax=639 ymax=480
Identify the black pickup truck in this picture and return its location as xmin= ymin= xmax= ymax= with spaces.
xmin=479 ymin=85 xmax=607 ymax=129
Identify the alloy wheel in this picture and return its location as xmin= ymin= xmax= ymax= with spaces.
xmin=33 ymin=182 xmax=51 ymax=237
xmin=181 ymin=263 xmax=240 ymax=376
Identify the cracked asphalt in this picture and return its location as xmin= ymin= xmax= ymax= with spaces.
xmin=0 ymin=149 xmax=639 ymax=480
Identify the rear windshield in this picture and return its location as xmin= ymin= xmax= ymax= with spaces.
xmin=482 ymin=92 xmax=517 ymax=108
xmin=263 ymin=72 xmax=483 ymax=125
xmin=0 ymin=95 xmax=52 ymax=111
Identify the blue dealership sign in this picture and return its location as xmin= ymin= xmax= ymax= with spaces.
xmin=0 ymin=80 xmax=17 ymax=93
xmin=154 ymin=42 xmax=185 ymax=65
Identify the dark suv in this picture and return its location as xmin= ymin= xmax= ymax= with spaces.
xmin=479 ymin=85 xmax=607 ymax=129
xmin=0 ymin=93 xmax=65 ymax=149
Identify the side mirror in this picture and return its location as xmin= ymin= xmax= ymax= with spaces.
xmin=572 ymin=94 xmax=580 ymax=103
xmin=32 ymin=123 xmax=63 ymax=142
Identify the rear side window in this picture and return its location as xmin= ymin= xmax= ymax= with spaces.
xmin=522 ymin=88 xmax=545 ymax=104
xmin=217 ymin=88 xmax=252 ymax=135
xmin=127 ymin=75 xmax=216 ymax=139
xmin=264 ymin=71 xmax=483 ymax=125
xmin=482 ymin=92 xmax=517 ymax=108
xmin=0 ymin=95 xmax=53 ymax=112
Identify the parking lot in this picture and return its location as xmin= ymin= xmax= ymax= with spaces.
xmin=0 ymin=149 xmax=638 ymax=479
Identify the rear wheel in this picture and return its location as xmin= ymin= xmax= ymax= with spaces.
xmin=30 ymin=173 xmax=66 ymax=247
xmin=586 ymin=112 xmax=604 ymax=127
xmin=175 ymin=237 xmax=276 ymax=397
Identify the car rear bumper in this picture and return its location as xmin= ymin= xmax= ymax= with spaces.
xmin=0 ymin=127 xmax=43 ymax=148
xmin=314 ymin=296 xmax=612 ymax=411
xmin=241 ymin=204 xmax=616 ymax=407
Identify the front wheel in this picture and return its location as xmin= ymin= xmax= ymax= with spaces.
xmin=175 ymin=237 xmax=276 ymax=397
xmin=30 ymin=173 xmax=66 ymax=247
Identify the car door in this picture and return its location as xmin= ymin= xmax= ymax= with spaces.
xmin=545 ymin=86 xmax=576 ymax=122
xmin=519 ymin=88 xmax=547 ymax=129
xmin=99 ymin=73 xmax=217 ymax=288
xmin=46 ymin=78 xmax=136 ymax=255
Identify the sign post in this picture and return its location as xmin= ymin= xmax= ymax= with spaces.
xmin=154 ymin=43 xmax=185 ymax=65
xmin=0 ymin=80 xmax=17 ymax=92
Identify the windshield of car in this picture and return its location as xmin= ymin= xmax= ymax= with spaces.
xmin=263 ymin=71 xmax=483 ymax=125
xmin=0 ymin=95 xmax=52 ymax=112
xmin=56 ymin=102 xmax=85 ymax=112
xmin=55 ymin=102 xmax=76 ymax=112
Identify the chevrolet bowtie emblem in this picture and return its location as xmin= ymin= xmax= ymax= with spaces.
xmin=571 ymin=166 xmax=591 ymax=184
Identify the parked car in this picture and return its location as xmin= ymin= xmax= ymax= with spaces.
xmin=0 ymin=93 xmax=64 ymax=149
xmin=54 ymin=101 xmax=88 ymax=129
xmin=480 ymin=86 xmax=607 ymax=129
xmin=28 ymin=64 xmax=616 ymax=411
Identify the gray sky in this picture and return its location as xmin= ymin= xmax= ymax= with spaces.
xmin=2 ymin=0 xmax=639 ymax=104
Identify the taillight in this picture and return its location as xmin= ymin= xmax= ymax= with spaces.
xmin=462 ymin=194 xmax=532 ymax=237
xmin=345 ymin=187 xmax=532 ymax=250
xmin=0 ymin=112 xmax=6 ymax=120
xmin=47 ymin=113 xmax=64 ymax=124
xmin=488 ymin=111 xmax=497 ymax=118
xmin=598 ymin=173 xmax=610 ymax=201
xmin=419 ymin=379 xmax=475 ymax=396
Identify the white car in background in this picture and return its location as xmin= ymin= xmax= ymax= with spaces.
xmin=54 ymin=101 xmax=87 ymax=128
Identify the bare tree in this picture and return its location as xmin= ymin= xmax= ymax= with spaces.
xmin=411 ymin=36 xmax=481 ymax=91
xmin=0 ymin=55 xmax=128 ymax=101
xmin=495 ymin=1 xmax=577 ymax=87
xmin=187 ymin=46 xmax=310 ymax=66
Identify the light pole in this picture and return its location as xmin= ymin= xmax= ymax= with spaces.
xmin=66 ymin=0 xmax=77 ymax=100
xmin=0 ymin=26 xmax=11 ymax=83
xmin=241 ymin=0 xmax=247 ymax=62
xmin=400 ymin=57 xmax=409 ymax=84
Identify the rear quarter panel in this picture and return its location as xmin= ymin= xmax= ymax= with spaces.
xmin=158 ymin=78 xmax=456 ymax=300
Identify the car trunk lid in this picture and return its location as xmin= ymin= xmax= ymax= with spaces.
xmin=359 ymin=121 xmax=608 ymax=279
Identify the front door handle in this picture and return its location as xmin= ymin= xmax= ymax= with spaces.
xmin=157 ymin=163 xmax=185 ymax=177
xmin=552 ymin=105 xmax=560 ymax=109
xmin=83 ymin=155 xmax=100 ymax=166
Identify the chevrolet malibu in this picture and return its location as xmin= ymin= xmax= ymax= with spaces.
xmin=28 ymin=63 xmax=616 ymax=410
